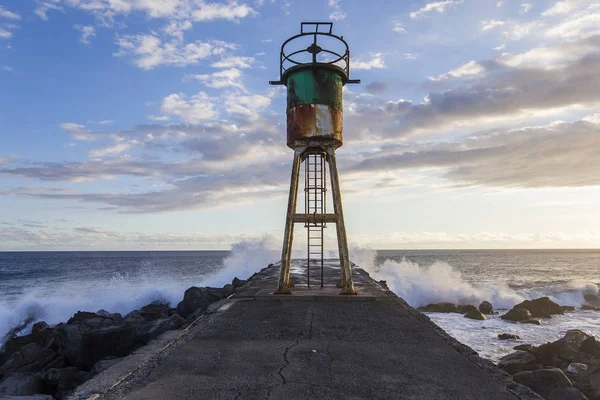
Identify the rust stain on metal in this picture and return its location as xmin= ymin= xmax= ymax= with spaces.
xmin=286 ymin=104 xmax=343 ymax=148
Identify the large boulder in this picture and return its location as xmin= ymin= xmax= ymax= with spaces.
xmin=176 ymin=287 xmax=225 ymax=318
xmin=580 ymin=337 xmax=600 ymax=358
xmin=53 ymin=323 xmax=92 ymax=367
xmin=547 ymin=387 xmax=589 ymax=400
xmin=498 ymin=351 xmax=539 ymax=375
xmin=520 ymin=318 xmax=542 ymax=325
xmin=2 ymin=328 xmax=53 ymax=360
xmin=66 ymin=311 xmax=115 ymax=329
xmin=135 ymin=314 xmax=186 ymax=344
xmin=232 ymin=277 xmax=247 ymax=289
xmin=139 ymin=301 xmax=171 ymax=322
xmin=0 ymin=343 xmax=62 ymax=377
xmin=0 ymin=374 xmax=44 ymax=396
xmin=514 ymin=297 xmax=564 ymax=318
xmin=75 ymin=325 xmax=137 ymax=370
xmin=501 ymin=307 xmax=532 ymax=322
xmin=513 ymin=368 xmax=573 ymax=398
xmin=464 ymin=309 xmax=487 ymax=320
xmin=479 ymin=301 xmax=493 ymax=315
xmin=417 ymin=302 xmax=459 ymax=313
xmin=41 ymin=366 xmax=86 ymax=399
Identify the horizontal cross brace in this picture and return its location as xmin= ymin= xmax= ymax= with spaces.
xmin=293 ymin=213 xmax=338 ymax=223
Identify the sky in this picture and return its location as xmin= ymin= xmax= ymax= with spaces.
xmin=0 ymin=0 xmax=599 ymax=251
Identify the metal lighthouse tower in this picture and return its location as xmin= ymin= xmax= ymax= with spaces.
xmin=270 ymin=22 xmax=360 ymax=295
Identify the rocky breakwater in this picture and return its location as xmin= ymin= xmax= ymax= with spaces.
xmin=0 ymin=276 xmax=249 ymax=399
xmin=498 ymin=330 xmax=600 ymax=399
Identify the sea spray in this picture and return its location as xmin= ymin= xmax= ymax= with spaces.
xmin=199 ymin=235 xmax=279 ymax=287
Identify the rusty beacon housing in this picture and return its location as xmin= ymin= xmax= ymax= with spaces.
xmin=270 ymin=22 xmax=359 ymax=295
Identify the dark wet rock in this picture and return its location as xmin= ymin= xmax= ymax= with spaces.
xmin=547 ymin=387 xmax=589 ymax=400
xmin=176 ymin=287 xmax=226 ymax=318
xmin=514 ymin=344 xmax=533 ymax=351
xmin=464 ymin=309 xmax=487 ymax=320
xmin=31 ymin=321 xmax=50 ymax=334
xmin=514 ymin=297 xmax=564 ymax=318
xmin=501 ymin=307 xmax=532 ymax=321
xmin=87 ymin=357 xmax=123 ymax=378
xmin=139 ymin=301 xmax=171 ymax=322
xmin=498 ymin=350 xmax=538 ymax=375
xmin=513 ymin=368 xmax=573 ymax=398
xmin=232 ymin=277 xmax=247 ymax=289
xmin=457 ymin=304 xmax=478 ymax=314
xmin=0 ymin=395 xmax=56 ymax=400
xmin=580 ymin=337 xmax=600 ymax=357
xmin=0 ymin=343 xmax=61 ymax=376
xmin=417 ymin=302 xmax=459 ymax=313
xmin=41 ymin=366 xmax=85 ymax=399
xmin=520 ymin=317 xmax=542 ymax=325
xmin=122 ymin=310 xmax=146 ymax=326
xmin=499 ymin=333 xmax=520 ymax=340
xmin=479 ymin=301 xmax=493 ymax=315
xmin=136 ymin=314 xmax=186 ymax=344
xmin=75 ymin=325 xmax=137 ymax=370
xmin=562 ymin=306 xmax=577 ymax=312
xmin=581 ymin=305 xmax=600 ymax=311
xmin=0 ymin=374 xmax=44 ymax=396
xmin=67 ymin=312 xmax=102 ymax=325
xmin=378 ymin=280 xmax=389 ymax=290
xmin=2 ymin=328 xmax=53 ymax=360
xmin=221 ymin=284 xmax=234 ymax=298
xmin=567 ymin=363 xmax=589 ymax=374
xmin=530 ymin=330 xmax=591 ymax=367
xmin=96 ymin=310 xmax=122 ymax=321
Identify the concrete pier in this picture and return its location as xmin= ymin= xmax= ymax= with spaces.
xmin=69 ymin=261 xmax=541 ymax=400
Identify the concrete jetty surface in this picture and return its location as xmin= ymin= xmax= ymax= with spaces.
xmin=69 ymin=261 xmax=541 ymax=400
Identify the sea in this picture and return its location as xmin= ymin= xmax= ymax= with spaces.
xmin=1 ymin=240 xmax=599 ymax=362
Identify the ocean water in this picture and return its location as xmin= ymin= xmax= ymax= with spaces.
xmin=1 ymin=242 xmax=599 ymax=362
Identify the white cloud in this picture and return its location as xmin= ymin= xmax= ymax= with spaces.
xmin=0 ymin=28 xmax=12 ymax=39
xmin=162 ymin=20 xmax=193 ymax=40
xmin=428 ymin=60 xmax=484 ymax=81
xmin=60 ymin=122 xmax=96 ymax=141
xmin=520 ymin=3 xmax=533 ymax=13
xmin=542 ymin=0 xmax=580 ymax=16
xmin=74 ymin=24 xmax=96 ymax=45
xmin=147 ymin=114 xmax=171 ymax=121
xmin=352 ymin=53 xmax=385 ymax=70
xmin=393 ymin=22 xmax=406 ymax=33
xmin=160 ymin=92 xmax=218 ymax=124
xmin=34 ymin=1 xmax=64 ymax=21
xmin=404 ymin=53 xmax=417 ymax=60
xmin=211 ymin=56 xmax=255 ymax=69
xmin=0 ymin=6 xmax=20 ymax=20
xmin=410 ymin=0 xmax=463 ymax=19
xmin=89 ymin=138 xmax=139 ymax=158
xmin=193 ymin=68 xmax=245 ymax=90
xmin=496 ymin=1 xmax=504 ymax=7
xmin=190 ymin=1 xmax=257 ymax=22
xmin=583 ymin=113 xmax=600 ymax=124
xmin=328 ymin=0 xmax=346 ymax=21
xmin=545 ymin=4 xmax=600 ymax=39
xmin=481 ymin=20 xmax=505 ymax=31
xmin=1 ymin=65 xmax=14 ymax=72
xmin=493 ymin=43 xmax=506 ymax=50
xmin=114 ymin=35 xmax=235 ymax=70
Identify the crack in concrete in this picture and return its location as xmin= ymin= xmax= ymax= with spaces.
xmin=277 ymin=338 xmax=300 ymax=385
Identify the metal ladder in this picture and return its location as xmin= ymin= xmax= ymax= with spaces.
xmin=304 ymin=153 xmax=326 ymax=288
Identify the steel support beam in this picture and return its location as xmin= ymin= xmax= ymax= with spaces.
xmin=276 ymin=150 xmax=302 ymax=294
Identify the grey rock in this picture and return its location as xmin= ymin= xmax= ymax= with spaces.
xmin=581 ymin=305 xmax=600 ymax=311
xmin=514 ymin=344 xmax=533 ymax=351
xmin=176 ymin=287 xmax=225 ymax=318
xmin=501 ymin=307 xmax=532 ymax=321
xmin=31 ymin=322 xmax=49 ymax=335
xmin=499 ymin=333 xmax=520 ymax=340
xmin=513 ymin=297 xmax=564 ymax=318
xmin=464 ymin=309 xmax=487 ymax=320
xmin=136 ymin=314 xmax=185 ymax=344
xmin=547 ymin=387 xmax=589 ymax=400
xmin=561 ymin=306 xmax=577 ymax=312
xmin=498 ymin=350 xmax=538 ymax=375
xmin=479 ymin=301 xmax=493 ymax=315
xmin=567 ymin=363 xmax=588 ymax=374
xmin=580 ymin=337 xmax=600 ymax=357
xmin=87 ymin=358 xmax=123 ymax=378
xmin=95 ymin=310 xmax=122 ymax=321
xmin=417 ymin=302 xmax=459 ymax=313
xmin=513 ymin=368 xmax=573 ymax=398
xmin=76 ymin=325 xmax=136 ymax=370
xmin=0 ymin=374 xmax=44 ymax=396
xmin=41 ymin=367 xmax=79 ymax=385
xmin=0 ymin=395 xmax=56 ymax=400
xmin=520 ymin=317 xmax=542 ymax=325
xmin=0 ymin=343 xmax=60 ymax=376
xmin=122 ymin=311 xmax=145 ymax=326
xmin=232 ymin=277 xmax=247 ymax=289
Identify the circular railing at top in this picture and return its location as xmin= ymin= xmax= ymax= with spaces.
xmin=269 ymin=22 xmax=360 ymax=85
